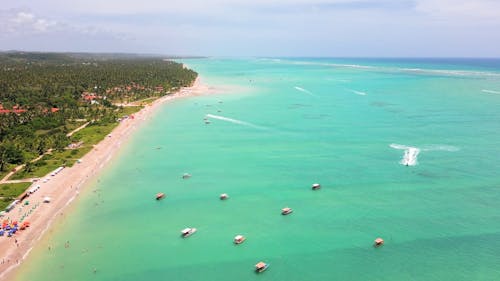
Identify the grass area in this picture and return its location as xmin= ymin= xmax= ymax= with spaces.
xmin=0 ymin=164 xmax=15 ymax=180
xmin=134 ymin=97 xmax=157 ymax=105
xmin=49 ymin=146 xmax=93 ymax=168
xmin=118 ymin=106 xmax=143 ymax=116
xmin=65 ymin=121 xmax=88 ymax=132
xmin=10 ymin=146 xmax=93 ymax=180
xmin=10 ymin=155 xmax=58 ymax=180
xmin=71 ymin=122 xmax=117 ymax=145
xmin=8 ymin=106 xmax=145 ymax=182
xmin=0 ymin=182 xmax=32 ymax=210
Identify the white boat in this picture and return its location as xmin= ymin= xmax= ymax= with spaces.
xmin=374 ymin=237 xmax=384 ymax=247
xmin=255 ymin=262 xmax=269 ymax=273
xmin=181 ymin=227 xmax=197 ymax=238
xmin=182 ymin=173 xmax=192 ymax=179
xmin=281 ymin=207 xmax=293 ymax=215
xmin=312 ymin=183 xmax=321 ymax=190
xmin=220 ymin=193 xmax=229 ymax=200
xmin=234 ymin=235 xmax=246 ymax=244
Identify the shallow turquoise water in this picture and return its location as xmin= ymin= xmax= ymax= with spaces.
xmin=16 ymin=58 xmax=500 ymax=281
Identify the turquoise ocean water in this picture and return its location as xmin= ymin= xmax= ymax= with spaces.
xmin=15 ymin=58 xmax=500 ymax=281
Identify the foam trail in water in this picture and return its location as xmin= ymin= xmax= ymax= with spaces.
xmin=294 ymin=86 xmax=316 ymax=97
xmin=390 ymin=144 xmax=420 ymax=166
xmin=482 ymin=89 xmax=500 ymax=94
xmin=348 ymin=89 xmax=367 ymax=96
xmin=206 ymin=114 xmax=267 ymax=130
xmin=421 ymin=145 xmax=460 ymax=152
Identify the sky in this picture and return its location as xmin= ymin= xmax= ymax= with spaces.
xmin=1 ymin=0 xmax=500 ymax=57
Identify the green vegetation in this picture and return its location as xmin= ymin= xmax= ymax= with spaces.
xmin=118 ymin=106 xmax=144 ymax=116
xmin=0 ymin=182 xmax=32 ymax=210
xmin=0 ymin=52 xmax=198 ymax=206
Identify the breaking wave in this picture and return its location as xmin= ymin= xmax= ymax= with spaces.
xmin=266 ymin=59 xmax=500 ymax=79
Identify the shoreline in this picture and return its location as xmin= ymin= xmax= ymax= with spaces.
xmin=0 ymin=76 xmax=214 ymax=281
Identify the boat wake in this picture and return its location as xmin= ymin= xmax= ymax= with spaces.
xmin=482 ymin=89 xmax=500 ymax=94
xmin=294 ymin=86 xmax=316 ymax=97
xmin=390 ymin=144 xmax=420 ymax=166
xmin=205 ymin=114 xmax=268 ymax=130
xmin=421 ymin=145 xmax=460 ymax=152
xmin=390 ymin=144 xmax=460 ymax=166
xmin=348 ymin=89 xmax=367 ymax=96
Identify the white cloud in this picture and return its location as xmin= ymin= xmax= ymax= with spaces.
xmin=415 ymin=0 xmax=500 ymax=23
xmin=0 ymin=9 xmax=130 ymax=41
xmin=1 ymin=1 xmax=499 ymax=56
xmin=0 ymin=10 xmax=58 ymax=34
xmin=12 ymin=12 xmax=35 ymax=24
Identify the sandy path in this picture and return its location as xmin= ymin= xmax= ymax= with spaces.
xmin=0 ymin=77 xmax=214 ymax=280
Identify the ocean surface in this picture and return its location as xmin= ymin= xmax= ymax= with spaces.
xmin=15 ymin=58 xmax=500 ymax=281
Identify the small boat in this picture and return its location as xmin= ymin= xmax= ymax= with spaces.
xmin=156 ymin=193 xmax=165 ymax=200
xmin=182 ymin=173 xmax=191 ymax=179
xmin=281 ymin=207 xmax=293 ymax=215
xmin=312 ymin=183 xmax=321 ymax=190
xmin=220 ymin=193 xmax=229 ymax=200
xmin=234 ymin=235 xmax=246 ymax=244
xmin=181 ymin=227 xmax=197 ymax=238
xmin=255 ymin=262 xmax=269 ymax=273
xmin=374 ymin=237 xmax=384 ymax=247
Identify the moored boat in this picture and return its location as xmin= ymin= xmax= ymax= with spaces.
xmin=181 ymin=227 xmax=197 ymax=238
xmin=255 ymin=262 xmax=269 ymax=273
xmin=156 ymin=193 xmax=165 ymax=200
xmin=182 ymin=173 xmax=192 ymax=179
xmin=281 ymin=207 xmax=293 ymax=215
xmin=220 ymin=193 xmax=229 ymax=200
xmin=374 ymin=237 xmax=384 ymax=247
xmin=234 ymin=235 xmax=246 ymax=244
xmin=312 ymin=183 xmax=321 ymax=190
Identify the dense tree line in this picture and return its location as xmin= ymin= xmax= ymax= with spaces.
xmin=0 ymin=52 xmax=198 ymax=172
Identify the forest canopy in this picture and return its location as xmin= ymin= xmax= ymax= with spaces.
xmin=0 ymin=52 xmax=198 ymax=172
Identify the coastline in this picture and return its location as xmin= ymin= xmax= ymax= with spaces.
xmin=0 ymin=77 xmax=212 ymax=281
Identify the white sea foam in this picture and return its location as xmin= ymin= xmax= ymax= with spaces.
xmin=421 ymin=145 xmax=460 ymax=152
xmin=271 ymin=59 xmax=500 ymax=79
xmin=349 ymin=89 xmax=367 ymax=96
xmin=390 ymin=143 xmax=459 ymax=166
xmin=482 ymin=89 xmax=500 ymax=94
xmin=294 ymin=86 xmax=316 ymax=97
xmin=205 ymin=114 xmax=267 ymax=130
xmin=390 ymin=144 xmax=420 ymax=166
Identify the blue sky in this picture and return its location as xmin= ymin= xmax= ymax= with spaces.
xmin=1 ymin=0 xmax=499 ymax=57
